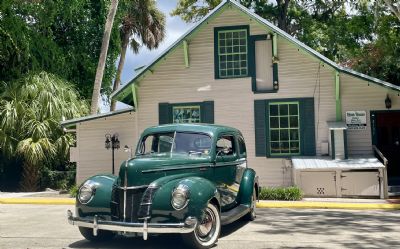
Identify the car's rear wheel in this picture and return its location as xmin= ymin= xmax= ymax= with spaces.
xmin=78 ymin=227 xmax=115 ymax=242
xmin=182 ymin=203 xmax=221 ymax=249
xmin=244 ymin=189 xmax=257 ymax=221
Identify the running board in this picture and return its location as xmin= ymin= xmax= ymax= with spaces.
xmin=221 ymin=204 xmax=250 ymax=225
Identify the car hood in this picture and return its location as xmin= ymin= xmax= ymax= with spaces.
xmin=118 ymin=153 xmax=211 ymax=186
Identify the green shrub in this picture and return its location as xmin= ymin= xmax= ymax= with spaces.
xmin=259 ymin=186 xmax=303 ymax=201
xmin=69 ymin=185 xmax=79 ymax=198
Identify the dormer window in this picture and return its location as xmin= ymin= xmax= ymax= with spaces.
xmin=214 ymin=26 xmax=249 ymax=79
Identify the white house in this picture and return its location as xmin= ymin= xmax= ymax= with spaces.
xmin=62 ymin=0 xmax=400 ymax=197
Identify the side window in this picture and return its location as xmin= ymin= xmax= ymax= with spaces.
xmin=216 ymin=135 xmax=235 ymax=156
xmin=139 ymin=133 xmax=174 ymax=154
xmin=238 ymin=136 xmax=247 ymax=157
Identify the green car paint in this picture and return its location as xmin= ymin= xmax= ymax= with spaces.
xmin=75 ymin=124 xmax=257 ymax=225
xmin=76 ymin=174 xmax=118 ymax=218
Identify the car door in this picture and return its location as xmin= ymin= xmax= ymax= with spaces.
xmin=212 ymin=133 xmax=240 ymax=210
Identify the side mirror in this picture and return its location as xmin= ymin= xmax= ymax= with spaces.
xmin=124 ymin=145 xmax=130 ymax=153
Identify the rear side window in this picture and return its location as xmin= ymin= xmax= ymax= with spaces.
xmin=238 ymin=136 xmax=247 ymax=157
xmin=216 ymin=135 xmax=235 ymax=156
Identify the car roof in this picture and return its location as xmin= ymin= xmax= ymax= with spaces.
xmin=142 ymin=124 xmax=241 ymax=137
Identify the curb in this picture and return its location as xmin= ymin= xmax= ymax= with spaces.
xmin=1 ymin=198 xmax=399 ymax=210
xmin=0 ymin=198 xmax=75 ymax=205
xmin=256 ymin=201 xmax=400 ymax=210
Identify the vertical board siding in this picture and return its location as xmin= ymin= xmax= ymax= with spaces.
xmin=76 ymin=112 xmax=137 ymax=184
xmin=341 ymin=74 xmax=400 ymax=155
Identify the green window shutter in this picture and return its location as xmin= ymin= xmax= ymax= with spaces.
xmin=158 ymin=102 xmax=171 ymax=124
xmin=201 ymin=101 xmax=214 ymax=124
xmin=300 ymin=98 xmax=316 ymax=156
xmin=273 ymin=63 xmax=279 ymax=87
xmin=254 ymin=100 xmax=267 ymax=157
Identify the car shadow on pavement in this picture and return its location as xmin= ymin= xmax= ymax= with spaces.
xmin=69 ymin=234 xmax=188 ymax=249
xmin=253 ymin=208 xmax=400 ymax=248
xmin=69 ymin=219 xmax=250 ymax=249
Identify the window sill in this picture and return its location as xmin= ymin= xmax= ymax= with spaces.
xmin=253 ymin=90 xmax=278 ymax=94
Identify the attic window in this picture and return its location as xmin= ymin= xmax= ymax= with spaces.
xmin=215 ymin=26 xmax=249 ymax=79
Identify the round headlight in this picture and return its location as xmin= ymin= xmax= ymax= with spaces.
xmin=171 ymin=184 xmax=190 ymax=210
xmin=78 ymin=181 xmax=96 ymax=204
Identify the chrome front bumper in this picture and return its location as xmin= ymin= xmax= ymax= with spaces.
xmin=67 ymin=210 xmax=197 ymax=240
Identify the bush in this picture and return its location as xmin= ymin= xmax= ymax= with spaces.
xmin=259 ymin=186 xmax=303 ymax=201
xmin=69 ymin=185 xmax=79 ymax=198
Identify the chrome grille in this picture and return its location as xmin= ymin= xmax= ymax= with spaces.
xmin=111 ymin=187 xmax=146 ymax=222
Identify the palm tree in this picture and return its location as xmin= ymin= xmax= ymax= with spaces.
xmin=0 ymin=72 xmax=88 ymax=191
xmin=110 ymin=0 xmax=166 ymax=111
xmin=90 ymin=0 xmax=120 ymax=114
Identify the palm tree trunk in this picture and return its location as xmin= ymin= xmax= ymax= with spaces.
xmin=20 ymin=162 xmax=39 ymax=192
xmin=90 ymin=0 xmax=119 ymax=114
xmin=111 ymin=31 xmax=130 ymax=111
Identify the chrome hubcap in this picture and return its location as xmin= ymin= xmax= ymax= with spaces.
xmin=196 ymin=207 xmax=216 ymax=240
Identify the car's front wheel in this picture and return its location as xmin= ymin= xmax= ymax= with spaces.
xmin=182 ymin=203 xmax=221 ymax=249
xmin=78 ymin=227 xmax=115 ymax=242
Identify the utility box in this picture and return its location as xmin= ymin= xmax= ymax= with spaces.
xmin=292 ymin=157 xmax=385 ymax=198
xmin=327 ymin=121 xmax=348 ymax=160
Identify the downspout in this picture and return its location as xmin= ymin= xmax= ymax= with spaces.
xmin=335 ymin=71 xmax=342 ymax=121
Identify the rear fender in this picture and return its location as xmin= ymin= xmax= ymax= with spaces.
xmin=237 ymin=168 xmax=258 ymax=206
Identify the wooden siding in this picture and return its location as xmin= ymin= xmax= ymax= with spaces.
xmin=341 ymin=74 xmax=400 ymax=155
xmin=74 ymin=7 xmax=398 ymax=187
xmin=75 ymin=112 xmax=137 ymax=184
xmin=134 ymin=8 xmax=337 ymax=186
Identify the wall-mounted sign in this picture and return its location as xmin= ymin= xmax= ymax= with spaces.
xmin=346 ymin=111 xmax=367 ymax=130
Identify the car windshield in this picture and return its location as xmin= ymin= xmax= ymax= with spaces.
xmin=137 ymin=132 xmax=212 ymax=157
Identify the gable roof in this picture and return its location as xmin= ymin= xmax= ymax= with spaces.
xmin=111 ymin=0 xmax=400 ymax=106
xmin=60 ymin=107 xmax=134 ymax=127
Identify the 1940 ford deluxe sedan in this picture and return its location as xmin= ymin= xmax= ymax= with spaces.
xmin=68 ymin=124 xmax=258 ymax=249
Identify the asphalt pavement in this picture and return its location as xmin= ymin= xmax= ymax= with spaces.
xmin=1 ymin=204 xmax=400 ymax=249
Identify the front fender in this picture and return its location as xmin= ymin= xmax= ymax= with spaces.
xmin=150 ymin=176 xmax=219 ymax=222
xmin=76 ymin=174 xmax=118 ymax=218
xmin=237 ymin=168 xmax=258 ymax=206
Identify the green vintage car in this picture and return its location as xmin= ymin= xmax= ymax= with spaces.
xmin=68 ymin=124 xmax=258 ymax=249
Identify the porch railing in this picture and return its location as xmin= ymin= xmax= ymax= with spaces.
xmin=373 ymin=145 xmax=388 ymax=199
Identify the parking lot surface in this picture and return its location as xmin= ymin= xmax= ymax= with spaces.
xmin=1 ymin=204 xmax=399 ymax=248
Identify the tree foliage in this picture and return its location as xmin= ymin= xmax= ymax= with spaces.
xmin=172 ymin=0 xmax=400 ymax=85
xmin=0 ymin=72 xmax=89 ymax=191
xmin=0 ymin=0 xmax=122 ymax=99
xmin=111 ymin=0 xmax=166 ymax=111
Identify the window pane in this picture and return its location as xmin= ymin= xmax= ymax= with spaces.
xmin=270 ymin=105 xmax=278 ymax=116
xmin=290 ymin=142 xmax=300 ymax=153
xmin=280 ymin=116 xmax=288 ymax=128
xmin=280 ymin=129 xmax=289 ymax=140
xmin=290 ymin=129 xmax=299 ymax=140
xmin=269 ymin=102 xmax=300 ymax=155
xmin=217 ymin=29 xmax=247 ymax=78
xmin=173 ymin=106 xmax=201 ymax=123
xmin=270 ymin=117 xmax=279 ymax=128
xmin=271 ymin=130 xmax=279 ymax=141
xmin=279 ymin=104 xmax=288 ymax=116
xmin=271 ymin=142 xmax=280 ymax=153
xmin=290 ymin=116 xmax=298 ymax=128
xmin=289 ymin=104 xmax=298 ymax=115
xmin=281 ymin=142 xmax=289 ymax=153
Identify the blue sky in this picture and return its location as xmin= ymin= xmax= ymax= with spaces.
xmin=107 ymin=0 xmax=194 ymax=111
